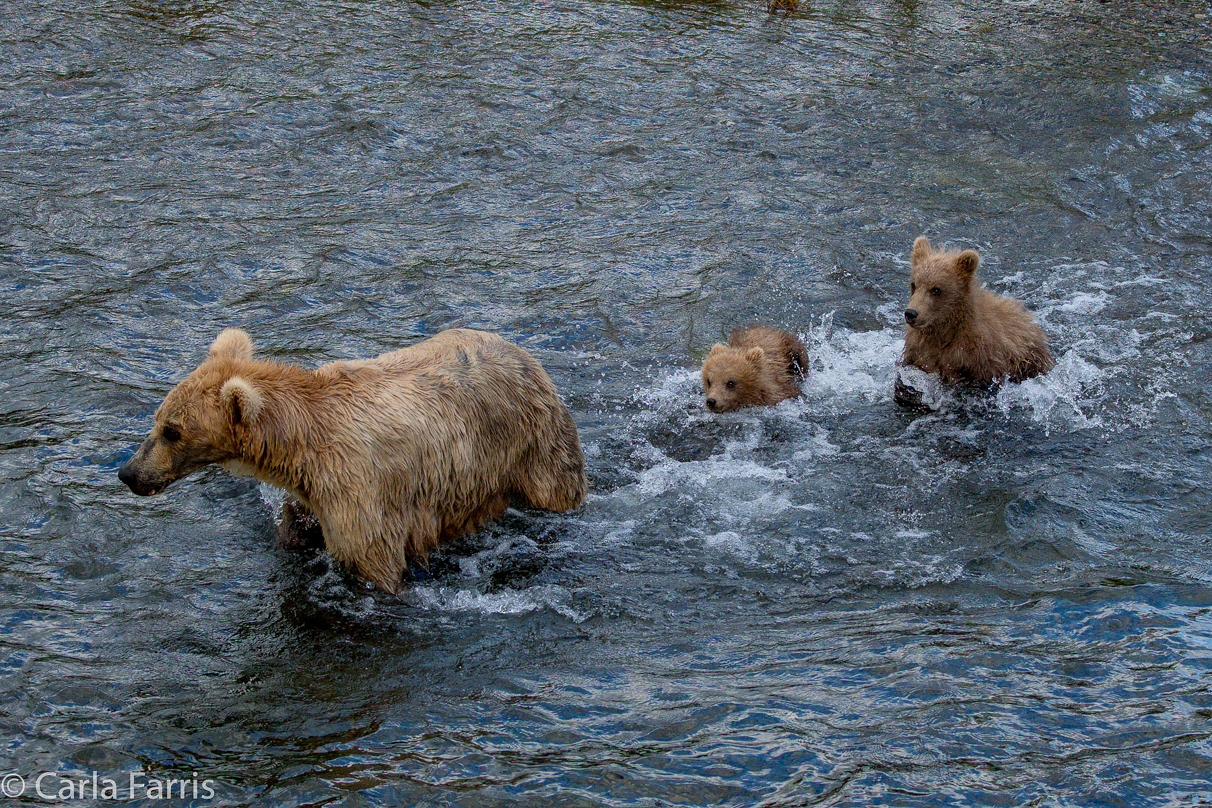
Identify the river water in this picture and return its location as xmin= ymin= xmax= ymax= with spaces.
xmin=2 ymin=0 xmax=1211 ymax=805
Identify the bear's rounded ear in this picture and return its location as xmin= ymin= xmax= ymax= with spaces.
xmin=911 ymin=236 xmax=933 ymax=267
xmin=956 ymin=249 xmax=980 ymax=281
xmin=745 ymin=347 xmax=765 ymax=364
xmin=709 ymin=343 xmax=727 ymax=356
xmin=220 ymin=376 xmax=263 ymax=425
xmin=209 ymin=328 xmax=254 ymax=362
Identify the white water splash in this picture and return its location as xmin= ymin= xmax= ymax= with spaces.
xmin=404 ymin=584 xmax=588 ymax=623
xmin=802 ymin=311 xmax=903 ymax=403
xmin=258 ymin=483 xmax=288 ymax=521
xmin=995 ymin=349 xmax=1106 ymax=430
xmin=636 ymin=453 xmax=790 ymax=498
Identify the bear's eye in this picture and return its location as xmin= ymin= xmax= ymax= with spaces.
xmin=162 ymin=425 xmax=182 ymax=443
xmin=910 ymin=282 xmax=916 ymax=293
xmin=930 ymin=287 xmax=942 ymax=297
xmin=726 ymin=380 xmax=736 ymax=389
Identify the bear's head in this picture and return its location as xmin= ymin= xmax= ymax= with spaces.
xmin=701 ymin=344 xmax=765 ymax=413
xmin=904 ymin=236 xmax=979 ymax=333
xmin=119 ymin=328 xmax=265 ymax=496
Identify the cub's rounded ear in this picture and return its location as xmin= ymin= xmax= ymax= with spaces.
xmin=745 ymin=347 xmax=766 ymax=364
xmin=220 ymin=376 xmax=263 ymax=425
xmin=209 ymin=328 xmax=254 ymax=361
xmin=956 ymin=249 xmax=980 ymax=280
xmin=911 ymin=236 xmax=933 ymax=267
xmin=709 ymin=343 xmax=728 ymax=355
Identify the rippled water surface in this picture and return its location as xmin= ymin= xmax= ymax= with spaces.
xmin=3 ymin=0 xmax=1212 ymax=805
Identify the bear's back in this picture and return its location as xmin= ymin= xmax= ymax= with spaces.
xmin=730 ymin=326 xmax=808 ymax=391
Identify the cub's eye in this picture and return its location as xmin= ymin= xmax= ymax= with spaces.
xmin=726 ymin=380 xmax=736 ymax=389
xmin=910 ymin=282 xmax=916 ymax=293
xmin=930 ymin=287 xmax=942 ymax=297
xmin=162 ymin=426 xmax=182 ymax=443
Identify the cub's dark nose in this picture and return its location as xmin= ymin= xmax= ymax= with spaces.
xmin=904 ymin=309 xmax=918 ymax=325
xmin=705 ymin=398 xmax=717 ymax=410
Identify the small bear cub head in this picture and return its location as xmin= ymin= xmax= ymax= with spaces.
xmin=904 ymin=235 xmax=979 ymax=333
xmin=701 ymin=344 xmax=767 ymax=413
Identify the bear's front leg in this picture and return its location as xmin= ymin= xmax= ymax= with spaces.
xmin=277 ymin=496 xmax=325 ymax=551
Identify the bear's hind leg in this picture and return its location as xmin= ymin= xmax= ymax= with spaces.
xmin=511 ymin=431 xmax=587 ymax=514
xmin=442 ymin=491 xmax=510 ymax=541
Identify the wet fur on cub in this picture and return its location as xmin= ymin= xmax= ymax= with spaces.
xmin=901 ymin=236 xmax=1053 ymax=393
xmin=701 ymin=325 xmax=809 ymax=412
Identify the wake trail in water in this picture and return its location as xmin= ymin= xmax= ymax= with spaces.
xmin=254 ymin=295 xmax=1154 ymax=615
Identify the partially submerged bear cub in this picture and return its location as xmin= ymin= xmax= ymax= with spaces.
xmin=119 ymin=328 xmax=587 ymax=594
xmin=701 ymin=325 xmax=808 ymax=413
xmin=899 ymin=236 xmax=1053 ymax=402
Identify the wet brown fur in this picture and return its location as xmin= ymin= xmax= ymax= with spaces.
xmin=119 ymin=328 xmax=587 ymax=594
xmin=701 ymin=325 xmax=808 ymax=413
xmin=902 ymin=237 xmax=1053 ymax=387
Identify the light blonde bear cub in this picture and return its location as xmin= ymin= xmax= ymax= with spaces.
xmin=701 ymin=325 xmax=809 ymax=413
xmin=119 ymin=328 xmax=587 ymax=594
xmin=901 ymin=236 xmax=1053 ymax=390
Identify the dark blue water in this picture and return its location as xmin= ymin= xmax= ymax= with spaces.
xmin=2 ymin=0 xmax=1211 ymax=805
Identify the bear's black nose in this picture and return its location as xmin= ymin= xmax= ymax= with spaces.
xmin=904 ymin=309 xmax=918 ymax=325
xmin=118 ymin=462 xmax=157 ymax=496
xmin=705 ymin=398 xmax=717 ymax=410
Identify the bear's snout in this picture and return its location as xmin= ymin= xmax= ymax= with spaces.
xmin=905 ymin=309 xmax=919 ymax=326
xmin=118 ymin=461 xmax=150 ymax=495
xmin=705 ymin=397 xmax=718 ymax=411
xmin=118 ymin=459 xmax=165 ymax=496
